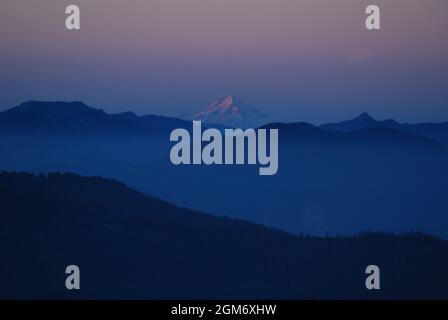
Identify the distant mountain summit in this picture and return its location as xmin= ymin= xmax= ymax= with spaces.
xmin=182 ymin=96 xmax=274 ymax=128
xmin=321 ymin=112 xmax=448 ymax=143
xmin=321 ymin=112 xmax=399 ymax=132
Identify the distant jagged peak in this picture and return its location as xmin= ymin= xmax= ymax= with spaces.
xmin=321 ymin=112 xmax=401 ymax=133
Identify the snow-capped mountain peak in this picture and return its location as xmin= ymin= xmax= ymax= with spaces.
xmin=182 ymin=96 xmax=274 ymax=128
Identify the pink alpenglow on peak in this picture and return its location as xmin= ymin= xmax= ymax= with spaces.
xmin=182 ymin=96 xmax=274 ymax=128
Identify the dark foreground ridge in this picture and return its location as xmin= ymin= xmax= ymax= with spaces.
xmin=0 ymin=172 xmax=447 ymax=299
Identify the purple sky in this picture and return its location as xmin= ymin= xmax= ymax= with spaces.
xmin=1 ymin=0 xmax=447 ymax=123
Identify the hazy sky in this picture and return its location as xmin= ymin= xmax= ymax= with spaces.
xmin=1 ymin=0 xmax=447 ymax=123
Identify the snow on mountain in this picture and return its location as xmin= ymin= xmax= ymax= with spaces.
xmin=182 ymin=96 xmax=274 ymax=128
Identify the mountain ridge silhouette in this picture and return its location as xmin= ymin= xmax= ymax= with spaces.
xmin=2 ymin=100 xmax=448 ymax=145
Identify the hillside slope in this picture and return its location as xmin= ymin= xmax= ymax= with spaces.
xmin=1 ymin=172 xmax=447 ymax=299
